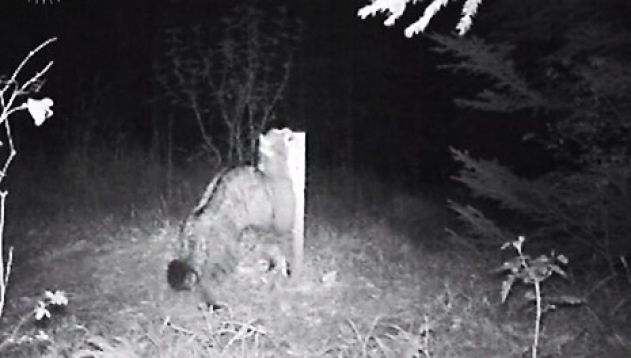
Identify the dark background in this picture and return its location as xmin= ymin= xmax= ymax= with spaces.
xmin=0 ymin=0 xmax=555 ymax=187
xmin=2 ymin=0 xmax=630 ymax=193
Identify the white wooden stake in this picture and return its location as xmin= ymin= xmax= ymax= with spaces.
xmin=287 ymin=131 xmax=305 ymax=279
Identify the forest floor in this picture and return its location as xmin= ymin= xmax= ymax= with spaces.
xmin=0 ymin=167 xmax=629 ymax=357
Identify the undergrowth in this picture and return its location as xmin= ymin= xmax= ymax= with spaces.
xmin=0 ymin=155 xmax=628 ymax=357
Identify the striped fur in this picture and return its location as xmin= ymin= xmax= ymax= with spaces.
xmin=167 ymin=166 xmax=293 ymax=307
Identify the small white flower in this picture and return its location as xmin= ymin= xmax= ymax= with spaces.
xmin=26 ymin=97 xmax=54 ymax=126
xmin=17 ymin=335 xmax=34 ymax=344
xmin=34 ymin=330 xmax=50 ymax=342
xmin=34 ymin=301 xmax=51 ymax=321
xmin=44 ymin=290 xmax=68 ymax=306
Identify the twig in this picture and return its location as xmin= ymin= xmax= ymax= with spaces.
xmin=0 ymin=37 xmax=57 ymax=114
xmin=532 ymin=281 xmax=541 ymax=358
xmin=0 ymin=37 xmax=56 ymax=322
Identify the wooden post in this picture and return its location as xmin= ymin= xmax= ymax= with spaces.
xmin=258 ymin=128 xmax=306 ymax=280
xmin=287 ymin=131 xmax=305 ymax=279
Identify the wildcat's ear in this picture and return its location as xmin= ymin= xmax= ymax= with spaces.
xmin=259 ymin=133 xmax=269 ymax=145
xmin=259 ymin=134 xmax=275 ymax=158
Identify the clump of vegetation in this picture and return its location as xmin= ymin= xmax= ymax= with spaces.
xmin=496 ymin=236 xmax=579 ymax=358
xmin=0 ymin=290 xmax=68 ymax=353
xmin=429 ymin=2 xmax=631 ymax=355
xmin=360 ymin=0 xmax=631 ymax=355
xmin=435 ymin=1 xmax=631 ymax=275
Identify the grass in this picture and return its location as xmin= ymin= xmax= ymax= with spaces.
xmin=0 ymin=150 xmax=629 ymax=357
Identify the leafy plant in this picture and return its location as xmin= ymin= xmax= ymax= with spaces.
xmin=495 ymin=236 xmax=577 ymax=358
xmin=449 ymin=146 xmax=631 ymax=274
xmin=357 ymin=0 xmax=484 ymax=37
xmin=0 ymin=290 xmax=68 ymax=352
xmin=431 ymin=28 xmax=631 ymax=169
xmin=437 ymin=19 xmax=631 ymax=270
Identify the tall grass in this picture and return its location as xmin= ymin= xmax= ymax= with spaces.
xmin=4 ymin=142 xmax=219 ymax=260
